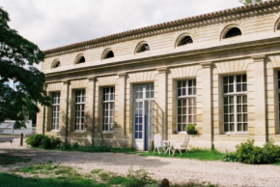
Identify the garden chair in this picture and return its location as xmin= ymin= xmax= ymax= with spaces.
xmin=153 ymin=133 xmax=165 ymax=154
xmin=171 ymin=134 xmax=190 ymax=156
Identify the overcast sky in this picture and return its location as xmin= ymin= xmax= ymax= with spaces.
xmin=0 ymin=0 xmax=246 ymax=51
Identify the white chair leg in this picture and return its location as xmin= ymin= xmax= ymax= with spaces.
xmin=172 ymin=148 xmax=176 ymax=156
xmin=157 ymin=147 xmax=161 ymax=154
xmin=179 ymin=149 xmax=182 ymax=155
xmin=153 ymin=147 xmax=156 ymax=153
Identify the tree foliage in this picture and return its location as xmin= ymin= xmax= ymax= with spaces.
xmin=239 ymin=0 xmax=262 ymax=5
xmin=0 ymin=7 xmax=51 ymax=128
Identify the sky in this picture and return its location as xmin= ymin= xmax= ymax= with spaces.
xmin=1 ymin=0 xmax=245 ymax=52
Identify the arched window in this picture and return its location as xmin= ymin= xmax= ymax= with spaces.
xmin=178 ymin=36 xmax=193 ymax=46
xmin=54 ymin=61 xmax=61 ymax=68
xmin=104 ymin=51 xmax=114 ymax=59
xmin=224 ymin=27 xmax=242 ymax=39
xmin=78 ymin=56 xmax=85 ymax=63
xmin=137 ymin=43 xmax=150 ymax=53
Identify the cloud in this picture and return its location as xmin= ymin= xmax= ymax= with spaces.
xmin=0 ymin=0 xmax=242 ymax=50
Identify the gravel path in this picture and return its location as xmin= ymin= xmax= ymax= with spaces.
xmin=1 ymin=138 xmax=280 ymax=187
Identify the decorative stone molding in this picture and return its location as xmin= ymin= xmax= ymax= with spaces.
xmin=97 ymin=75 xmax=118 ymax=86
xmin=157 ymin=67 xmax=168 ymax=74
xmin=87 ymin=76 xmax=96 ymax=81
xmin=70 ymin=79 xmax=88 ymax=89
xmin=213 ymin=59 xmax=250 ymax=73
xmin=44 ymin=0 xmax=280 ymax=57
xmin=128 ymin=71 xmax=157 ymax=83
xmin=170 ymin=65 xmax=200 ymax=78
xmin=251 ymin=54 xmax=266 ymax=62
xmin=46 ymin=82 xmax=63 ymax=91
xmin=200 ymin=62 xmax=213 ymax=69
xmin=267 ymin=54 xmax=280 ymax=67
xmin=117 ymin=72 xmax=126 ymax=78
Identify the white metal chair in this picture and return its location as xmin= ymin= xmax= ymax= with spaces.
xmin=153 ymin=133 xmax=165 ymax=154
xmin=171 ymin=134 xmax=190 ymax=156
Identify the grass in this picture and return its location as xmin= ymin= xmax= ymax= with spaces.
xmin=57 ymin=145 xmax=135 ymax=154
xmin=0 ymin=153 xmax=31 ymax=166
xmin=90 ymin=169 xmax=103 ymax=174
xmin=272 ymin=162 xmax=280 ymax=166
xmin=139 ymin=147 xmax=223 ymax=161
xmin=0 ymin=173 xmax=106 ymax=187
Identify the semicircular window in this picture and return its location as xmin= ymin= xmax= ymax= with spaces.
xmin=54 ymin=61 xmax=61 ymax=68
xmin=225 ymin=28 xmax=242 ymax=39
xmin=138 ymin=44 xmax=150 ymax=53
xmin=77 ymin=56 xmax=85 ymax=63
xmin=104 ymin=51 xmax=114 ymax=59
xmin=178 ymin=36 xmax=193 ymax=46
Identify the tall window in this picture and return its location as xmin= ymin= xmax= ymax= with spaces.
xmin=51 ymin=92 xmax=60 ymax=130
xmin=177 ymin=79 xmax=196 ymax=132
xmin=223 ymin=75 xmax=247 ymax=133
xmin=102 ymin=87 xmax=115 ymax=131
xmin=75 ymin=90 xmax=85 ymax=131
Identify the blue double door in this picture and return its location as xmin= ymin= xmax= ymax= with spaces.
xmin=133 ymin=84 xmax=154 ymax=151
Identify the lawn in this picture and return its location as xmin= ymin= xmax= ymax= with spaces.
xmin=139 ymin=148 xmax=223 ymax=161
xmin=0 ymin=153 xmax=31 ymax=166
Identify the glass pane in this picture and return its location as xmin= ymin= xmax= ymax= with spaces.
xmin=139 ymin=132 xmax=142 ymax=139
xmin=237 ymin=84 xmax=241 ymax=92
xmin=224 ymin=115 xmax=228 ymax=122
xmin=223 ymin=77 xmax=228 ymax=84
xmin=242 ymin=74 xmax=247 ymax=82
xmin=230 ymin=123 xmax=234 ymax=131
xmin=244 ymin=114 xmax=247 ymax=122
xmin=178 ymin=89 xmax=181 ymax=96
xmin=224 ymin=97 xmax=228 ymax=105
xmin=178 ymin=81 xmax=181 ymax=88
xmin=135 ymin=133 xmax=138 ymax=139
xmin=188 ymin=88 xmax=192 ymax=95
xmin=182 ymin=89 xmax=186 ymax=96
xmin=230 ymin=114 xmax=234 ymax=122
xmin=237 ymin=75 xmax=241 ymax=83
xmin=224 ymin=123 xmax=228 ymax=132
xmin=189 ymin=80 xmax=192 ymax=86
xmin=229 ymin=97 xmax=234 ymax=104
xmin=243 ymin=84 xmax=247 ymax=92
xmin=223 ymin=86 xmax=228 ymax=94
xmin=243 ymin=96 xmax=247 ymax=103
xmin=237 ymin=105 xmax=241 ymax=113
xmin=229 ymin=85 xmax=234 ymax=92
xmin=243 ymin=123 xmax=248 ymax=131
xmin=238 ymin=124 xmax=242 ymax=131
xmin=224 ymin=106 xmax=228 ymax=113
xmin=243 ymin=105 xmax=247 ymax=112
xmin=230 ymin=106 xmax=234 ymax=113
xmin=229 ymin=76 xmax=234 ymax=83
xmin=237 ymin=114 xmax=242 ymax=122
xmin=237 ymin=96 xmax=241 ymax=104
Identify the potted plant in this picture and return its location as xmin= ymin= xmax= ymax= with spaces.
xmin=184 ymin=124 xmax=197 ymax=135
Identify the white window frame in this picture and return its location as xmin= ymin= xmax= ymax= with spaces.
xmin=176 ymin=79 xmax=197 ymax=133
xmin=222 ymin=74 xmax=248 ymax=134
xmin=74 ymin=90 xmax=85 ymax=131
xmin=102 ymin=87 xmax=115 ymax=132
xmin=51 ymin=92 xmax=60 ymax=131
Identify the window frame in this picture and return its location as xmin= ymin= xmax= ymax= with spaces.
xmin=74 ymin=90 xmax=85 ymax=132
xmin=51 ymin=92 xmax=60 ymax=131
xmin=222 ymin=74 xmax=248 ymax=134
xmin=176 ymin=79 xmax=197 ymax=133
xmin=101 ymin=87 xmax=115 ymax=132
xmin=276 ymin=70 xmax=280 ymax=133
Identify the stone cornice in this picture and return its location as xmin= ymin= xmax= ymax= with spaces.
xmin=44 ymin=36 xmax=280 ymax=78
xmin=43 ymin=0 xmax=280 ymax=57
xmin=200 ymin=61 xmax=213 ymax=69
xmin=117 ymin=72 xmax=126 ymax=78
xmin=251 ymin=54 xmax=266 ymax=61
xmin=157 ymin=67 xmax=168 ymax=74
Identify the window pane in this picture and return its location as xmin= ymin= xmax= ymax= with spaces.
xmin=229 ymin=76 xmax=234 ymax=83
xmin=237 ymin=75 xmax=241 ymax=83
xmin=242 ymin=74 xmax=247 ymax=82
xmin=223 ymin=77 xmax=228 ymax=84
xmin=223 ymin=86 xmax=228 ymax=94
xmin=229 ymin=85 xmax=234 ymax=92
xmin=237 ymin=84 xmax=241 ymax=92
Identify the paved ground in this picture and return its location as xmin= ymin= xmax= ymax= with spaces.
xmin=1 ymin=139 xmax=280 ymax=187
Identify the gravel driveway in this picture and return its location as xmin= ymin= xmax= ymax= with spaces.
xmin=1 ymin=138 xmax=280 ymax=187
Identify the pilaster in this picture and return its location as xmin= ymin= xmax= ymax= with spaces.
xmin=87 ymin=76 xmax=96 ymax=145
xmin=200 ymin=61 xmax=213 ymax=148
xmin=61 ymin=79 xmax=69 ymax=142
xmin=252 ymin=54 xmax=267 ymax=143
xmin=156 ymin=67 xmax=167 ymax=140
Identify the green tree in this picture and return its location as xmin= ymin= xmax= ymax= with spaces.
xmin=239 ymin=0 xmax=262 ymax=5
xmin=0 ymin=7 xmax=51 ymax=128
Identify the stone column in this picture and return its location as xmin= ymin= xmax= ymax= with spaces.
xmin=200 ymin=62 xmax=213 ymax=149
xmin=252 ymin=55 xmax=267 ymax=143
xmin=61 ymin=80 xmax=69 ymax=142
xmin=117 ymin=72 xmax=126 ymax=147
xmin=157 ymin=67 xmax=167 ymax=140
xmin=87 ymin=76 xmax=96 ymax=145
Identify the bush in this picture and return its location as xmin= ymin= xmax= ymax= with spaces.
xmin=26 ymin=134 xmax=62 ymax=149
xmin=42 ymin=137 xmax=62 ymax=149
xmin=221 ymin=152 xmax=236 ymax=162
xmin=61 ymin=142 xmax=71 ymax=150
xmin=234 ymin=139 xmax=280 ymax=164
xmin=26 ymin=134 xmax=48 ymax=148
xmin=184 ymin=124 xmax=196 ymax=134
xmin=72 ymin=142 xmax=79 ymax=149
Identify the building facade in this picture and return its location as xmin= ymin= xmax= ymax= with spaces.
xmin=37 ymin=0 xmax=280 ymax=151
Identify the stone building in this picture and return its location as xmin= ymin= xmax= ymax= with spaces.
xmin=37 ymin=0 xmax=280 ymax=151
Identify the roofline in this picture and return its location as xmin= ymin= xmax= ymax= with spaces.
xmin=43 ymin=0 xmax=280 ymax=55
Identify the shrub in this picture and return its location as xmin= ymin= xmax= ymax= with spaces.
xmin=234 ymin=138 xmax=280 ymax=164
xmin=184 ymin=124 xmax=196 ymax=134
xmin=221 ymin=152 xmax=236 ymax=162
xmin=26 ymin=134 xmax=62 ymax=149
xmin=42 ymin=137 xmax=62 ymax=149
xmin=61 ymin=142 xmax=71 ymax=150
xmin=72 ymin=142 xmax=79 ymax=149
xmin=26 ymin=134 xmax=48 ymax=148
